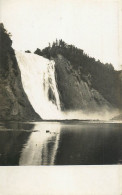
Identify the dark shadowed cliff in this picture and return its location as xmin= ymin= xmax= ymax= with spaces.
xmin=55 ymin=54 xmax=112 ymax=111
xmin=0 ymin=24 xmax=40 ymax=121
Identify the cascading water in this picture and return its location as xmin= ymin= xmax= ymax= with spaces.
xmin=16 ymin=51 xmax=62 ymax=119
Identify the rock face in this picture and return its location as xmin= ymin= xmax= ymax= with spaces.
xmin=55 ymin=54 xmax=115 ymax=112
xmin=35 ymin=40 xmax=122 ymax=114
xmin=112 ymin=114 xmax=122 ymax=120
xmin=0 ymin=24 xmax=40 ymax=121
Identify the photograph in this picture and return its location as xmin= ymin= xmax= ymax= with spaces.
xmin=0 ymin=0 xmax=122 ymax=194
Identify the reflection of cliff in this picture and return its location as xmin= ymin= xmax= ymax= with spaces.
xmin=0 ymin=122 xmax=34 ymax=165
xmin=55 ymin=123 xmax=122 ymax=165
xmin=19 ymin=123 xmax=60 ymax=165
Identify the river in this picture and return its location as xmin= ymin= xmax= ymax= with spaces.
xmin=0 ymin=121 xmax=122 ymax=165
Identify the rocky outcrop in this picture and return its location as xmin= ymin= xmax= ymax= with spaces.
xmin=55 ymin=54 xmax=114 ymax=112
xmin=111 ymin=114 xmax=122 ymax=120
xmin=0 ymin=24 xmax=41 ymax=121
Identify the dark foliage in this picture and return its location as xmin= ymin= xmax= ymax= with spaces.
xmin=25 ymin=50 xmax=31 ymax=53
xmin=35 ymin=39 xmax=122 ymax=108
xmin=0 ymin=23 xmax=18 ymax=78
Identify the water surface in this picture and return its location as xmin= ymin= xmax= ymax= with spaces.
xmin=0 ymin=121 xmax=122 ymax=165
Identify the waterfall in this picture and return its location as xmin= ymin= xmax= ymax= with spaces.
xmin=16 ymin=51 xmax=62 ymax=119
xmin=15 ymin=51 xmax=117 ymax=121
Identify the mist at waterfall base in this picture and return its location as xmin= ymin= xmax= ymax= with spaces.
xmin=16 ymin=51 xmax=118 ymax=121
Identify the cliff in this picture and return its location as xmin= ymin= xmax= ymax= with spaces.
xmin=35 ymin=40 xmax=122 ymax=113
xmin=111 ymin=114 xmax=122 ymax=120
xmin=0 ymin=24 xmax=40 ymax=121
xmin=55 ymin=54 xmax=113 ymax=112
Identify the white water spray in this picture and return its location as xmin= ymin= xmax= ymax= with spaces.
xmin=16 ymin=51 xmax=62 ymax=119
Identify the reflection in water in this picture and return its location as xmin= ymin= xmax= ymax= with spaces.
xmin=19 ymin=123 xmax=61 ymax=165
xmin=0 ymin=121 xmax=122 ymax=165
xmin=0 ymin=122 xmax=34 ymax=165
xmin=55 ymin=123 xmax=122 ymax=165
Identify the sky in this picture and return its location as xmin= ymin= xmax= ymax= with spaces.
xmin=1 ymin=0 xmax=122 ymax=70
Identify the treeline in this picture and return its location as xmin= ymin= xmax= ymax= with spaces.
xmin=34 ymin=39 xmax=114 ymax=71
xmin=34 ymin=39 xmax=122 ymax=107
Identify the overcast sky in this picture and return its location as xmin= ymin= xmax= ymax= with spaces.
xmin=1 ymin=0 xmax=122 ymax=70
